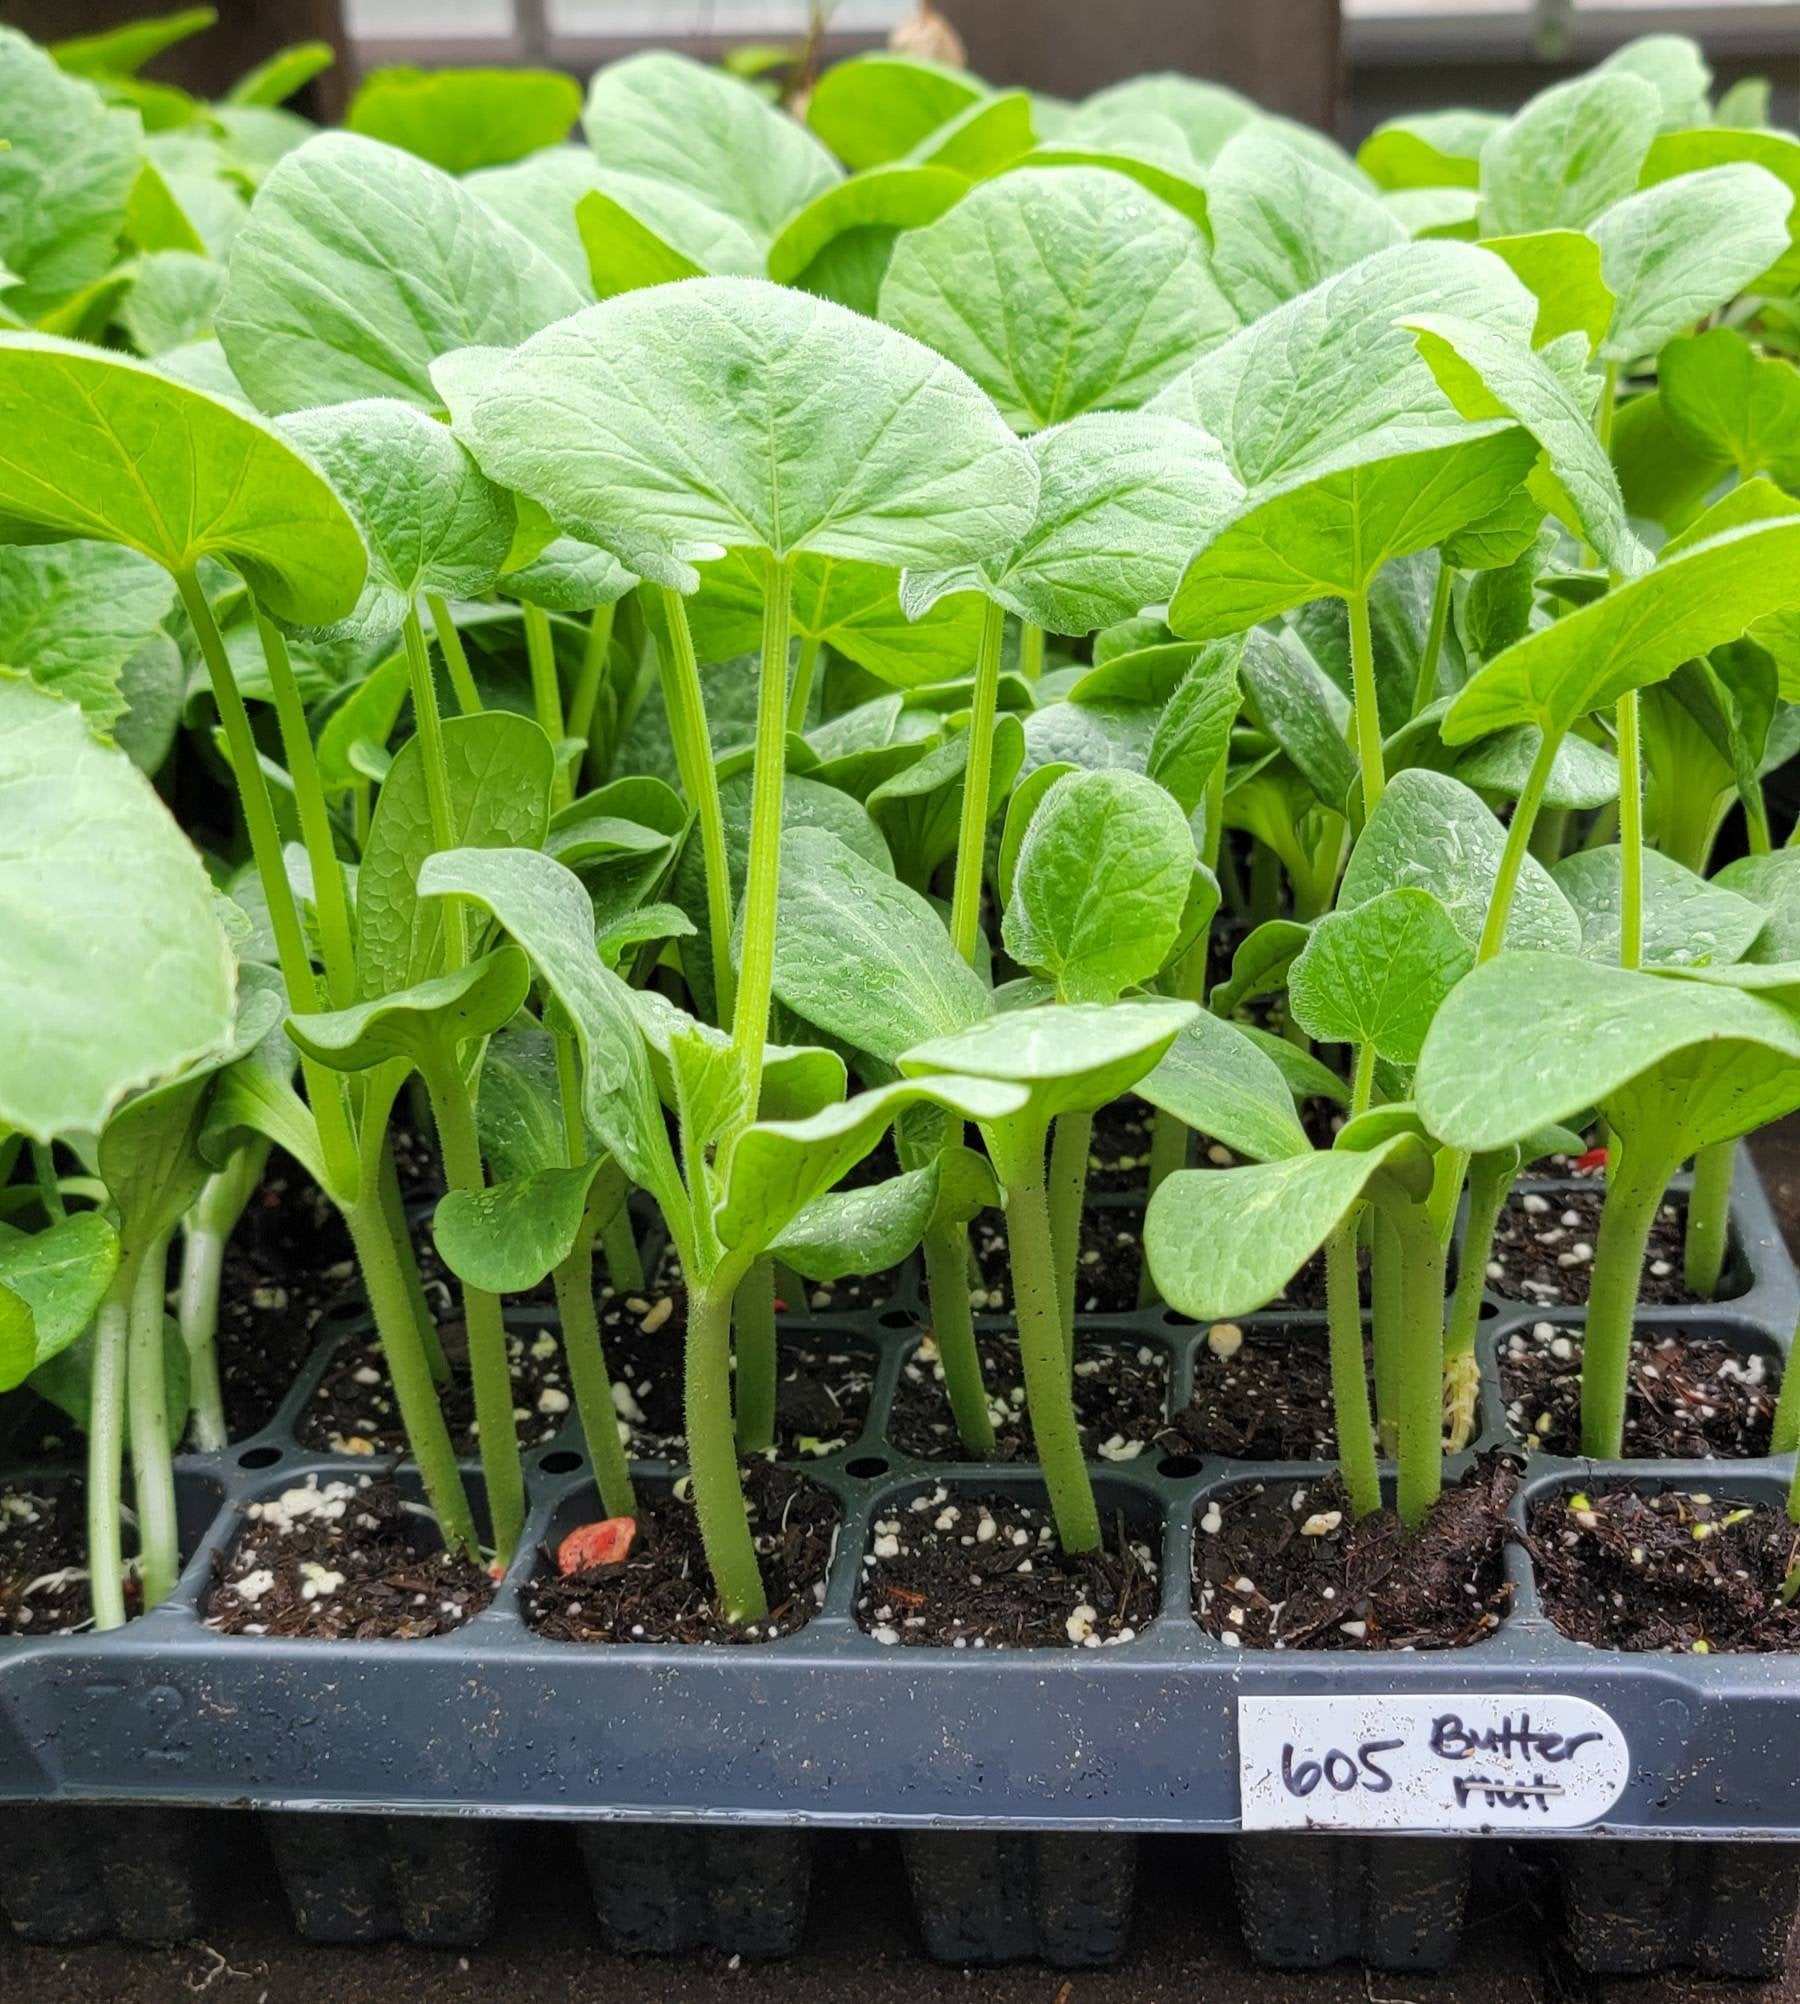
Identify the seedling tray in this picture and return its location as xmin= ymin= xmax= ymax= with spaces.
xmin=0 ymin=1154 xmax=1795 ymax=1973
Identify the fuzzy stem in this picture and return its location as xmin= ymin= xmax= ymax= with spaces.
xmin=1412 ymin=561 xmax=1454 ymax=718
xmin=730 ymin=552 xmax=794 ymax=1113
xmin=343 ymin=1185 xmax=478 ymax=1558
xmin=376 ymin=1130 xmax=451 ymax=1388
xmin=523 ymin=602 xmax=565 ymax=750
xmin=1529 ymin=806 xmax=1570 ymax=869
xmin=31 ymin=1141 xmax=65 ymax=1223
xmin=426 ymin=594 xmax=483 ymax=716
xmin=178 ymin=1142 xmax=267 ymax=1452
xmin=1393 ymin=1204 xmax=1447 ymax=1531
xmin=1685 ymin=1141 xmax=1735 ymax=1300
xmin=599 ymin=1201 xmax=644 ymax=1295
xmin=686 ymin=1280 xmax=767 ymax=1623
xmin=1047 ymin=1110 xmax=1093 ymax=1367
xmin=419 ymin=1052 xmax=525 ymax=1565
xmin=922 ymin=1223 xmax=995 ymax=1455
xmin=654 ymin=586 xmax=736 ymax=1025
xmin=732 ymin=1257 xmax=779 ymax=1455
xmin=949 ymin=598 xmax=1006 ymax=963
xmin=1476 ymin=727 xmax=1562 ymax=963
xmin=1579 ymin=1149 xmax=1667 ymax=1459
xmin=1006 ymin=1134 xmax=1101 ymax=1553
xmin=176 ymin=570 xmax=359 ymax=1198
xmin=87 ymin=1256 xmax=137 ymax=1631
xmin=566 ymin=601 xmax=616 ymax=764
xmin=1442 ymin=1148 xmax=1512 ymax=1454
xmin=401 ymin=603 xmax=467 ymax=973
xmin=551 ymin=1243 xmax=636 ymax=1520
xmin=1200 ymin=751 xmax=1228 ymax=879
xmin=127 ymin=1228 xmax=180 ymax=1612
xmin=786 ymin=632 xmax=822 ymax=735
xmin=1019 ymin=620 xmax=1045 ymax=683
xmin=1617 ymin=690 xmax=1644 ymax=971
xmin=1348 ymin=582 xmax=1385 ymax=822
xmin=254 ymin=604 xmax=356 ymax=1008
xmin=1371 ymin=1208 xmax=1403 ymax=1459
xmin=1327 ymin=1222 xmax=1381 ymax=1521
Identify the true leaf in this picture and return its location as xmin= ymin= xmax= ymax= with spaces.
xmin=0 ymin=542 xmax=174 ymax=728
xmin=347 ymin=66 xmax=581 ymax=174
xmin=879 ymin=165 xmax=1237 ymax=432
xmin=0 ymin=334 xmax=366 ymax=626
xmin=1003 ymin=769 xmax=1194 ymax=1004
xmin=466 ymin=147 xmax=603 ymax=295
xmin=1641 ymin=127 xmax=1800 ymax=293
xmin=462 ymin=277 xmax=1038 ymax=592
xmin=1599 ymin=34 xmax=1710 ymax=132
xmin=217 ymin=131 xmax=582 ymax=414
xmin=1477 ymin=72 xmax=1661 ymax=237
xmin=1659 ymin=328 xmax=1800 ymax=486
xmin=1340 ymin=766 xmax=1579 ymax=955
xmin=1288 ymin=886 xmax=1473 ymax=1064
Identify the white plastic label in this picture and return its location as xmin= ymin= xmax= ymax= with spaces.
xmin=1237 ymin=1695 xmax=1631 ymax=1832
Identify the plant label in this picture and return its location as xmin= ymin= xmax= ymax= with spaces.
xmin=1237 ymin=1695 xmax=1630 ymax=1832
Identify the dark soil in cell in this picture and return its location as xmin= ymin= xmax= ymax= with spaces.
xmin=777 ymin=1264 xmax=900 ymax=1314
xmin=887 ymin=1329 xmax=1169 ymax=1464
xmin=1164 ymin=1323 xmax=1353 ymax=1462
xmin=522 ymin=1459 xmax=838 ymax=1645
xmin=212 ymin=1241 xmax=337 ymax=1442
xmin=1530 ymin=1486 xmax=1800 ymax=1652
xmin=1086 ymin=1096 xmax=1156 ymax=1192
xmin=1485 ymin=1188 xmax=1726 ymax=1307
xmin=0 ymin=1484 xmax=106 ymax=1634
xmin=970 ymin=1204 xmax=1147 ymax=1315
xmin=1273 ymin=1239 xmax=1370 ymax=1313
xmin=856 ymin=1488 xmax=1157 ymax=1648
xmin=1193 ymin=1451 xmax=1518 ymax=1651
xmin=1500 ymin=1323 xmax=1776 ymax=1459
xmin=297 ymin=1321 xmax=576 ymax=1458
xmin=204 ymin=1476 xmax=493 ymax=1640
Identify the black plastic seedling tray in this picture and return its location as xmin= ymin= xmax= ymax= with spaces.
xmin=0 ymin=1153 xmax=1796 ymax=1975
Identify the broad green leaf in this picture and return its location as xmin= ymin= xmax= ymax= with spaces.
xmin=911 ymin=91 xmax=1033 ymax=176
xmin=0 ymin=1212 xmax=121 ymax=1386
xmin=1019 ymin=695 xmax=1152 ymax=783
xmin=1716 ymin=79 xmax=1773 ymax=130
xmin=1552 ymin=845 xmax=1766 ymax=969
xmin=1719 ymin=853 xmax=1800 ymax=962
xmin=583 ymin=51 xmax=840 ymax=248
xmin=1443 ymin=515 xmax=1800 ymax=744
xmin=356 ymin=713 xmax=555 ymax=998
xmin=1453 ymin=723 xmax=1619 ymax=810
xmin=120 ymin=249 xmax=227 ymax=355
xmin=904 ymin=410 xmax=1241 ymax=634
xmin=1149 ymin=240 xmax=1536 ymax=493
xmin=1642 ymin=127 xmax=1800 ymax=293
xmin=0 ymin=678 xmax=236 ymax=1141
xmin=773 ymin=824 xmax=990 ymax=1065
xmin=1599 ymin=34 xmax=1710 ymax=132
xmin=1146 ymin=1134 xmax=1424 ymax=1320
xmin=280 ymin=399 xmax=513 ymax=645
xmin=713 ymin=1075 xmax=1026 ymax=1267
xmin=0 ymin=542 xmax=174 ymax=728
xmin=474 ymin=1023 xmax=568 ymax=1179
xmin=347 ymin=66 xmax=581 ymax=174
xmin=227 ymin=40 xmax=334 ymax=109
xmin=807 ymin=54 xmax=986 ymax=170
xmin=503 ymin=534 xmax=636 ymax=616
xmin=689 ymin=548 xmax=984 ymax=689
xmin=868 ymin=714 xmax=1025 ymax=890
xmin=1660 ymin=328 xmax=1800 ymax=486
xmin=770 ymin=1150 xmax=992 ymax=1282
xmin=1064 ymin=74 xmax=1256 ymax=167
xmin=52 ymin=7 xmax=213 ymax=76
xmin=1611 ymin=384 xmax=1726 ymax=534
xmin=1288 ymin=886 xmax=1473 ymax=1065
xmin=0 ymin=334 xmax=366 ymax=626
xmin=574 ymin=176 xmax=764 ymax=298
xmin=1210 ymin=917 xmax=1311 ymax=1018
xmin=1477 ymin=72 xmax=1661 ymax=237
xmin=0 ymin=28 xmax=140 ymax=323
xmin=1359 ymin=111 xmax=1499 ymax=191
xmin=1239 ymin=1021 xmax=1350 ymax=1106
xmin=1399 ymin=312 xmax=1647 ymax=578
xmin=418 ymin=844 xmax=687 ymax=1235
xmin=767 ymin=163 xmax=965 ymax=308
xmin=466 ymin=146 xmax=605 ymax=294
xmin=879 ymin=165 xmax=1237 ymax=432
xmin=1137 ymin=1008 xmax=1310 ymax=1163
xmin=1341 ymin=766 xmax=1579 ymax=955
xmin=900 ymin=997 xmax=1197 ymax=1132
xmin=1592 ymin=165 xmax=1793 ymax=365
xmin=462 ymin=277 xmax=1038 ymax=591
xmin=1479 ymin=230 xmax=1615 ymax=351
xmin=286 ymin=950 xmax=530 ymax=1075
xmin=1169 ymin=429 xmax=1538 ymax=638
xmin=218 ymin=131 xmax=582 ymax=413
xmin=433 ymin=1157 xmax=604 ymax=1294
xmin=1148 ymin=640 xmax=1243 ymax=815
xmin=1206 ymin=128 xmax=1405 ymax=322
xmin=1003 ymin=769 xmax=1194 ymax=1004
xmin=316 ymin=650 xmax=408 ymax=796
xmin=1417 ymin=953 xmax=1800 ymax=1158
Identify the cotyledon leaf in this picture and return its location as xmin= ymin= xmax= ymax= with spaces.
xmin=0 ymin=541 xmax=175 ymax=728
xmin=1551 ymin=845 xmax=1767 ymax=970
xmin=1137 ymin=1008 xmax=1311 ymax=1163
xmin=1477 ymin=72 xmax=1661 ymax=238
xmin=1287 ymin=885 xmax=1473 ymax=1066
